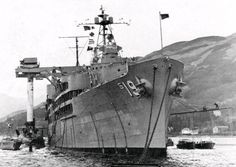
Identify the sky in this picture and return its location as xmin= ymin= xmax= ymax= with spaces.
xmin=0 ymin=0 xmax=236 ymax=107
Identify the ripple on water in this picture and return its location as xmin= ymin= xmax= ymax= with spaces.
xmin=0 ymin=143 xmax=236 ymax=167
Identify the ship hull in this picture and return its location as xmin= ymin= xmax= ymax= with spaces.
xmin=48 ymin=57 xmax=184 ymax=157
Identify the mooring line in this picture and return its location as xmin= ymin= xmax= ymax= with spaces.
xmin=146 ymin=64 xmax=172 ymax=149
xmin=140 ymin=63 xmax=172 ymax=162
xmin=143 ymin=65 xmax=158 ymax=149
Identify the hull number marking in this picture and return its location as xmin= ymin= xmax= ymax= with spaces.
xmin=117 ymin=80 xmax=140 ymax=97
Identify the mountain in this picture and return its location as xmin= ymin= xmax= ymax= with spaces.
xmin=0 ymin=93 xmax=46 ymax=121
xmin=144 ymin=34 xmax=236 ymax=111
xmin=0 ymin=94 xmax=26 ymax=119
xmin=0 ymin=102 xmax=47 ymax=136
xmin=143 ymin=34 xmax=236 ymax=133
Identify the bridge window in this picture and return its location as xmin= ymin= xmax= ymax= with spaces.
xmin=53 ymin=89 xmax=84 ymax=110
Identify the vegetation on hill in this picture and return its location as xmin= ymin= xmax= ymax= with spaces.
xmin=143 ymin=34 xmax=236 ymax=135
xmin=0 ymin=102 xmax=47 ymax=136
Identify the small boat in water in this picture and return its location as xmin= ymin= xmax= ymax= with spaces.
xmin=0 ymin=137 xmax=22 ymax=150
xmin=195 ymin=138 xmax=215 ymax=149
xmin=177 ymin=137 xmax=215 ymax=149
xmin=177 ymin=139 xmax=195 ymax=149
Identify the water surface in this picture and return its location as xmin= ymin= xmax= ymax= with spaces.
xmin=1 ymin=136 xmax=236 ymax=167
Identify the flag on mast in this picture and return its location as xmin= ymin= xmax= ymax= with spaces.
xmin=89 ymin=39 xmax=95 ymax=45
xmin=83 ymin=26 xmax=95 ymax=31
xmin=159 ymin=12 xmax=169 ymax=50
xmin=160 ymin=13 xmax=169 ymax=20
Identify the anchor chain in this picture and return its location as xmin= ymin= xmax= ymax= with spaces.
xmin=140 ymin=63 xmax=172 ymax=162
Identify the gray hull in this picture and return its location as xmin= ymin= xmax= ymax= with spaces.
xmin=48 ymin=57 xmax=184 ymax=157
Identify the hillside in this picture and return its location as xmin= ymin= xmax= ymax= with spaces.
xmin=0 ymin=94 xmax=26 ymax=119
xmin=0 ymin=102 xmax=47 ymax=136
xmin=144 ymin=34 xmax=236 ymax=110
xmin=143 ymin=34 xmax=236 ymax=134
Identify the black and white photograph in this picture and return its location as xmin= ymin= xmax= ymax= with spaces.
xmin=0 ymin=0 xmax=236 ymax=166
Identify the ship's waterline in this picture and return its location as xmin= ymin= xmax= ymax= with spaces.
xmin=47 ymin=57 xmax=183 ymax=157
xmin=42 ymin=9 xmax=185 ymax=158
xmin=0 ymin=139 xmax=236 ymax=167
xmin=15 ymin=8 xmax=184 ymax=158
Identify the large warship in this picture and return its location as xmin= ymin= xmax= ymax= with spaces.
xmin=16 ymin=8 xmax=185 ymax=157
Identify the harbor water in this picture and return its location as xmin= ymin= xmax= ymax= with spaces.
xmin=0 ymin=136 xmax=236 ymax=167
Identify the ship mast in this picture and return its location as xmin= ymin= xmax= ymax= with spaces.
xmin=77 ymin=6 xmax=129 ymax=49
xmin=98 ymin=7 xmax=109 ymax=45
xmin=59 ymin=36 xmax=88 ymax=66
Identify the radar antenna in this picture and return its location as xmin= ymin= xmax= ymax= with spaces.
xmin=77 ymin=6 xmax=129 ymax=47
